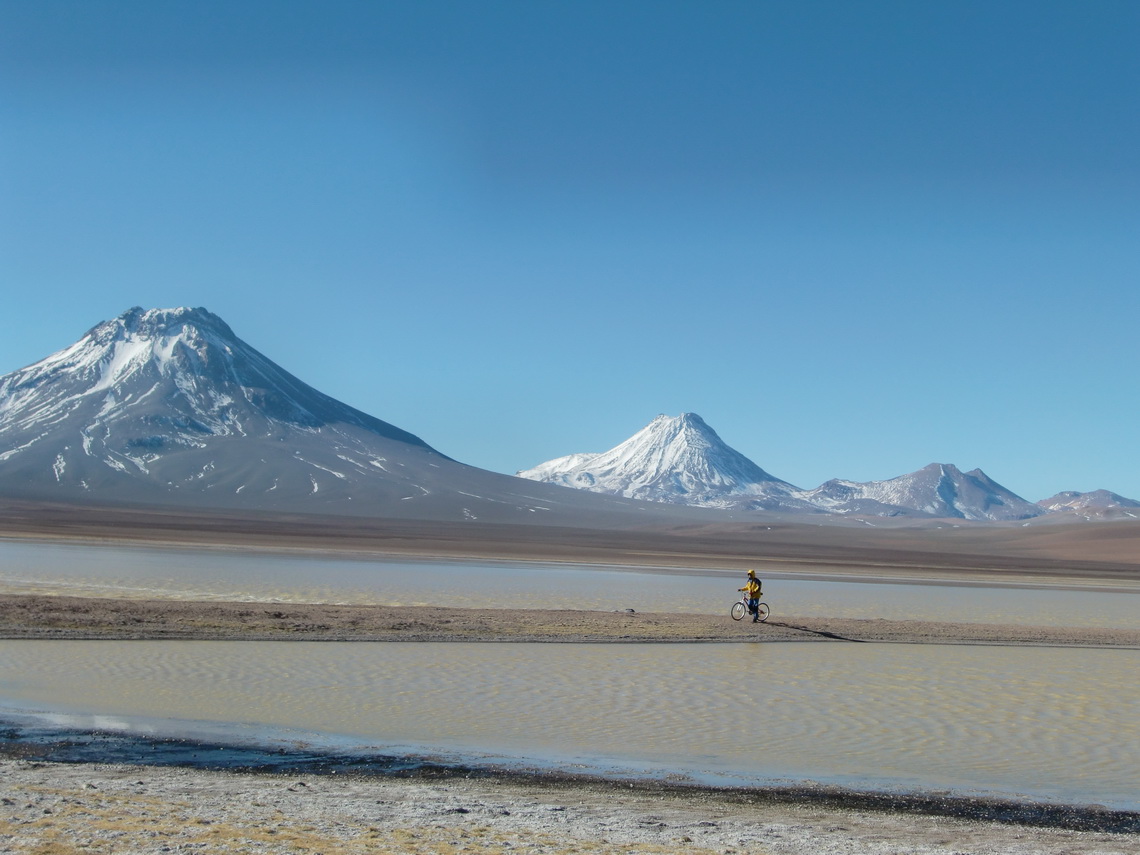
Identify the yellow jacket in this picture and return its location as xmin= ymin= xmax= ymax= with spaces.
xmin=739 ymin=578 xmax=761 ymax=598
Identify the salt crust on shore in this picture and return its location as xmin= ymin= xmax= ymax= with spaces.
xmin=3 ymin=759 xmax=1138 ymax=855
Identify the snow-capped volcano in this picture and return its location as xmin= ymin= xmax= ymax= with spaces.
xmin=1 ymin=306 xmax=431 ymax=450
xmin=517 ymin=413 xmax=818 ymax=512
xmin=0 ymin=306 xmax=440 ymax=504
xmin=0 ymin=307 xmax=691 ymax=523
xmin=519 ymin=415 xmax=1050 ymax=521
xmin=1035 ymin=489 xmax=1140 ymax=520
xmin=799 ymin=463 xmax=1043 ymax=521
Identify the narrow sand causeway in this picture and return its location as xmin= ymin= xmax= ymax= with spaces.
xmin=2 ymin=594 xmax=1138 ymax=646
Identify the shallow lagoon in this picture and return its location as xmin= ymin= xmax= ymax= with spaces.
xmin=2 ymin=539 xmax=1138 ymax=810
xmin=1 ymin=540 xmax=1138 ymax=628
xmin=2 ymin=640 xmax=1138 ymax=810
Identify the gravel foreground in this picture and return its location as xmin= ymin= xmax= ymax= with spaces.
xmin=3 ymin=595 xmax=1139 ymax=647
xmin=2 ymin=757 xmax=1138 ymax=855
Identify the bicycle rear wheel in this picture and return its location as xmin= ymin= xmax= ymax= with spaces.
xmin=730 ymin=601 xmax=747 ymax=621
xmin=755 ymin=602 xmax=770 ymax=622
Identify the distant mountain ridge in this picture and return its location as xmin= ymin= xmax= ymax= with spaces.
xmin=802 ymin=463 xmax=1044 ymax=522
xmin=1035 ymin=490 xmax=1140 ymax=521
xmin=519 ymin=414 xmax=1136 ymax=522
xmin=4 ymin=310 xmax=1134 ymax=525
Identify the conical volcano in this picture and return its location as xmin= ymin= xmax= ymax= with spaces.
xmin=518 ymin=413 xmax=817 ymax=512
xmin=0 ymin=306 xmax=445 ymax=505
xmin=0 ymin=307 xmax=684 ymax=523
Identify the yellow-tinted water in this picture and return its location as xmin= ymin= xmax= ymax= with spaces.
xmin=2 ymin=640 xmax=1137 ymax=808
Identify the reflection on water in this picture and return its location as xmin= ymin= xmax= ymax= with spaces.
xmin=1 ymin=640 xmax=1137 ymax=809
xmin=1 ymin=540 xmax=1138 ymax=628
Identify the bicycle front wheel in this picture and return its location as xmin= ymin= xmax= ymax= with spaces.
xmin=755 ymin=602 xmax=770 ymax=622
xmin=730 ymin=601 xmax=747 ymax=621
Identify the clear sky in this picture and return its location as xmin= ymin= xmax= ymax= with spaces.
xmin=2 ymin=0 xmax=1137 ymax=502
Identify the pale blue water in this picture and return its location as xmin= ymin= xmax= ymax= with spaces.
xmin=1 ymin=539 xmax=1138 ymax=628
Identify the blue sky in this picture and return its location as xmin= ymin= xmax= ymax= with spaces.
xmin=2 ymin=0 xmax=1137 ymax=502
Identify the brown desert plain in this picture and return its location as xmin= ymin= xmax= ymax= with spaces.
xmin=1 ymin=499 xmax=1139 ymax=854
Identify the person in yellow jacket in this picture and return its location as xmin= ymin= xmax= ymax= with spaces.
xmin=739 ymin=569 xmax=763 ymax=622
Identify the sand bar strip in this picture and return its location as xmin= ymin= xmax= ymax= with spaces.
xmin=2 ymin=594 xmax=1137 ymax=647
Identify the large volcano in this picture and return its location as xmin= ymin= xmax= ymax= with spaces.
xmin=0 ymin=307 xmax=693 ymax=524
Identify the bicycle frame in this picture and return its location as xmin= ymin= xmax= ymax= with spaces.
xmin=731 ymin=593 xmax=769 ymax=622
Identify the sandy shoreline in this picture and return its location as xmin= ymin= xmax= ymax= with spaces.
xmin=3 ymin=753 xmax=1138 ymax=855
xmin=2 ymin=594 xmax=1139 ymax=647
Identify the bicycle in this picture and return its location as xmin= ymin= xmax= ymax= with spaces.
xmin=731 ymin=594 xmax=769 ymax=622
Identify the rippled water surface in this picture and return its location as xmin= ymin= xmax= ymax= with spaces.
xmin=3 ymin=540 xmax=1138 ymax=808
xmin=2 ymin=640 xmax=1137 ymax=809
xmin=2 ymin=540 xmax=1138 ymax=628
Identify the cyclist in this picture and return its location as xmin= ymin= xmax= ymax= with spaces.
xmin=738 ymin=569 xmax=763 ymax=622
